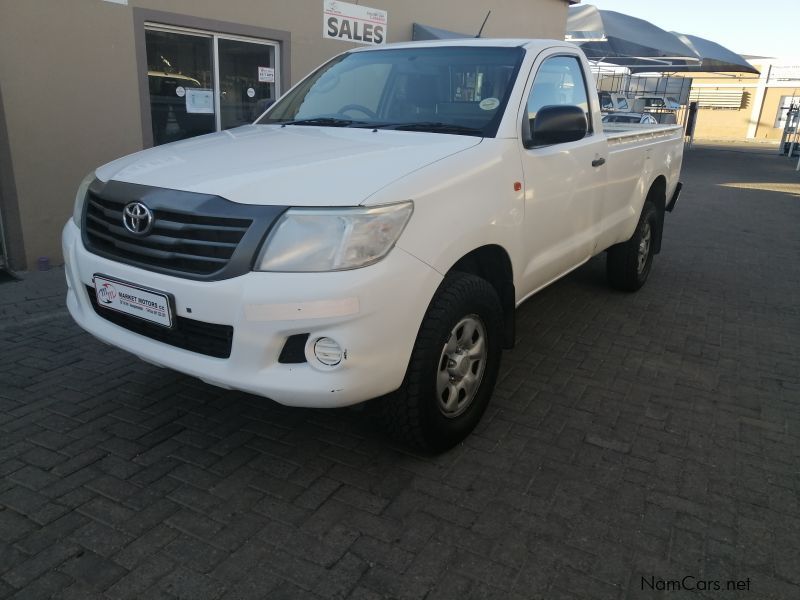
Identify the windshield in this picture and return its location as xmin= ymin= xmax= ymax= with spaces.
xmin=257 ymin=46 xmax=525 ymax=137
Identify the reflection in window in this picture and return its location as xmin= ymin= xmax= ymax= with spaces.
xmin=526 ymin=55 xmax=591 ymax=129
xmin=145 ymin=28 xmax=279 ymax=145
xmin=297 ymin=63 xmax=392 ymax=119
xmin=260 ymin=47 xmax=524 ymax=137
xmin=146 ymin=29 xmax=215 ymax=145
xmin=218 ymin=39 xmax=277 ymax=130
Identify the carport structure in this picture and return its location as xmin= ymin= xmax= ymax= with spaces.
xmin=565 ymin=4 xmax=756 ymax=75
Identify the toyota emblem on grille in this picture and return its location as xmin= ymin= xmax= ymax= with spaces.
xmin=122 ymin=202 xmax=154 ymax=235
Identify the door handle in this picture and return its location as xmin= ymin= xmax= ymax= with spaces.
xmin=592 ymin=157 xmax=606 ymax=167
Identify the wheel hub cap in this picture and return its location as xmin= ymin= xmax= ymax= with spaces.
xmin=448 ymin=352 xmax=470 ymax=378
xmin=436 ymin=315 xmax=488 ymax=419
xmin=637 ymin=222 xmax=652 ymax=274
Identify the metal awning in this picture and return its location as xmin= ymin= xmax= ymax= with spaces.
xmin=669 ymin=33 xmax=759 ymax=75
xmin=566 ymin=5 xmax=699 ymax=69
xmin=411 ymin=23 xmax=470 ymax=41
xmin=567 ymin=5 xmax=758 ymax=75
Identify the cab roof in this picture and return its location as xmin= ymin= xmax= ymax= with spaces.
xmin=348 ymin=38 xmax=578 ymax=54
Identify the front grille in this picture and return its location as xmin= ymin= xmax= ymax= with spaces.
xmin=81 ymin=180 xmax=287 ymax=281
xmin=84 ymin=190 xmax=251 ymax=276
xmin=87 ymin=285 xmax=233 ymax=359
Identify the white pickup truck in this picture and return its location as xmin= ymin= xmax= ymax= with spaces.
xmin=63 ymin=39 xmax=683 ymax=451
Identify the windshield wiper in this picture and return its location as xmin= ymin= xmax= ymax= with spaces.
xmin=279 ymin=117 xmax=368 ymax=127
xmin=375 ymin=122 xmax=484 ymax=136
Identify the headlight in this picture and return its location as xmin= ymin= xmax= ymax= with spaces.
xmin=72 ymin=171 xmax=96 ymax=227
xmin=255 ymin=201 xmax=413 ymax=272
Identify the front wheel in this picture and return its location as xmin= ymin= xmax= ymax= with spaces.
xmin=606 ymin=200 xmax=658 ymax=292
xmin=380 ymin=272 xmax=503 ymax=452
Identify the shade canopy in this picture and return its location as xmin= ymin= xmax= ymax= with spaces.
xmin=566 ymin=5 xmax=699 ymax=68
xmin=669 ymin=33 xmax=759 ymax=74
xmin=412 ymin=23 xmax=470 ymax=41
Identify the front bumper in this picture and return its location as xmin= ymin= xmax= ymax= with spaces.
xmin=62 ymin=220 xmax=442 ymax=407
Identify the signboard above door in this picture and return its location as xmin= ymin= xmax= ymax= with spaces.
xmin=323 ymin=0 xmax=387 ymax=46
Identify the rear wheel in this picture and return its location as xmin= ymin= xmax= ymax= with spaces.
xmin=380 ymin=272 xmax=503 ymax=452
xmin=607 ymin=200 xmax=658 ymax=292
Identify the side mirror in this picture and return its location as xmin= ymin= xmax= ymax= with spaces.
xmin=525 ymin=105 xmax=588 ymax=148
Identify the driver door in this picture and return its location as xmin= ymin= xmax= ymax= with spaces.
xmin=518 ymin=52 xmax=608 ymax=296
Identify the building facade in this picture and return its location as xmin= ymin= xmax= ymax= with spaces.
xmin=685 ymin=59 xmax=800 ymax=141
xmin=0 ymin=0 xmax=575 ymax=272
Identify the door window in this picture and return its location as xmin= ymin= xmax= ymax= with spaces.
xmin=526 ymin=55 xmax=591 ymax=131
xmin=145 ymin=25 xmax=280 ymax=146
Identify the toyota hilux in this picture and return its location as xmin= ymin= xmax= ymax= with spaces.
xmin=63 ymin=39 xmax=683 ymax=451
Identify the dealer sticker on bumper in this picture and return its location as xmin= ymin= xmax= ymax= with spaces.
xmin=93 ymin=274 xmax=174 ymax=328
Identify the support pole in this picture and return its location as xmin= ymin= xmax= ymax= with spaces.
xmin=685 ymin=101 xmax=698 ymax=149
xmin=780 ymin=102 xmax=798 ymax=155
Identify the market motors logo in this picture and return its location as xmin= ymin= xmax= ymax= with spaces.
xmin=97 ymin=283 xmax=117 ymax=304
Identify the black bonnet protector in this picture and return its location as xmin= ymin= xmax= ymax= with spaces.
xmin=82 ymin=179 xmax=289 ymax=281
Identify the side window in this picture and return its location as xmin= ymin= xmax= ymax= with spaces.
xmin=526 ymin=55 xmax=591 ymax=132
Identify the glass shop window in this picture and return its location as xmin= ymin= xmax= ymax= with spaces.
xmin=145 ymin=25 xmax=279 ymax=146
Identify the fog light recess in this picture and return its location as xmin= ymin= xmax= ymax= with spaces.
xmin=313 ymin=337 xmax=344 ymax=367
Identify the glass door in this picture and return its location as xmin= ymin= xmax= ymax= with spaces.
xmin=144 ymin=25 xmax=280 ymax=146
xmin=217 ymin=38 xmax=278 ymax=130
xmin=145 ymin=29 xmax=215 ymax=145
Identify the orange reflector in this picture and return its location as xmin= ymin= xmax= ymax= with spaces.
xmin=514 ymin=181 xmax=522 ymax=192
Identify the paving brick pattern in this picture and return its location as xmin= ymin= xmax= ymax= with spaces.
xmin=1 ymin=144 xmax=799 ymax=599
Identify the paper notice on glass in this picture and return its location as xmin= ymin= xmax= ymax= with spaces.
xmin=258 ymin=67 xmax=275 ymax=83
xmin=185 ymin=88 xmax=214 ymax=114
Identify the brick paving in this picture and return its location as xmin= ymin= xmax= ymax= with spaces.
xmin=1 ymin=143 xmax=799 ymax=599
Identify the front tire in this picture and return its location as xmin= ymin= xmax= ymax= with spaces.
xmin=380 ymin=272 xmax=503 ymax=452
xmin=607 ymin=200 xmax=658 ymax=292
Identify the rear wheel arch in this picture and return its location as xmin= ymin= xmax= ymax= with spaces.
xmin=646 ymin=176 xmax=667 ymax=254
xmin=607 ymin=199 xmax=659 ymax=292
